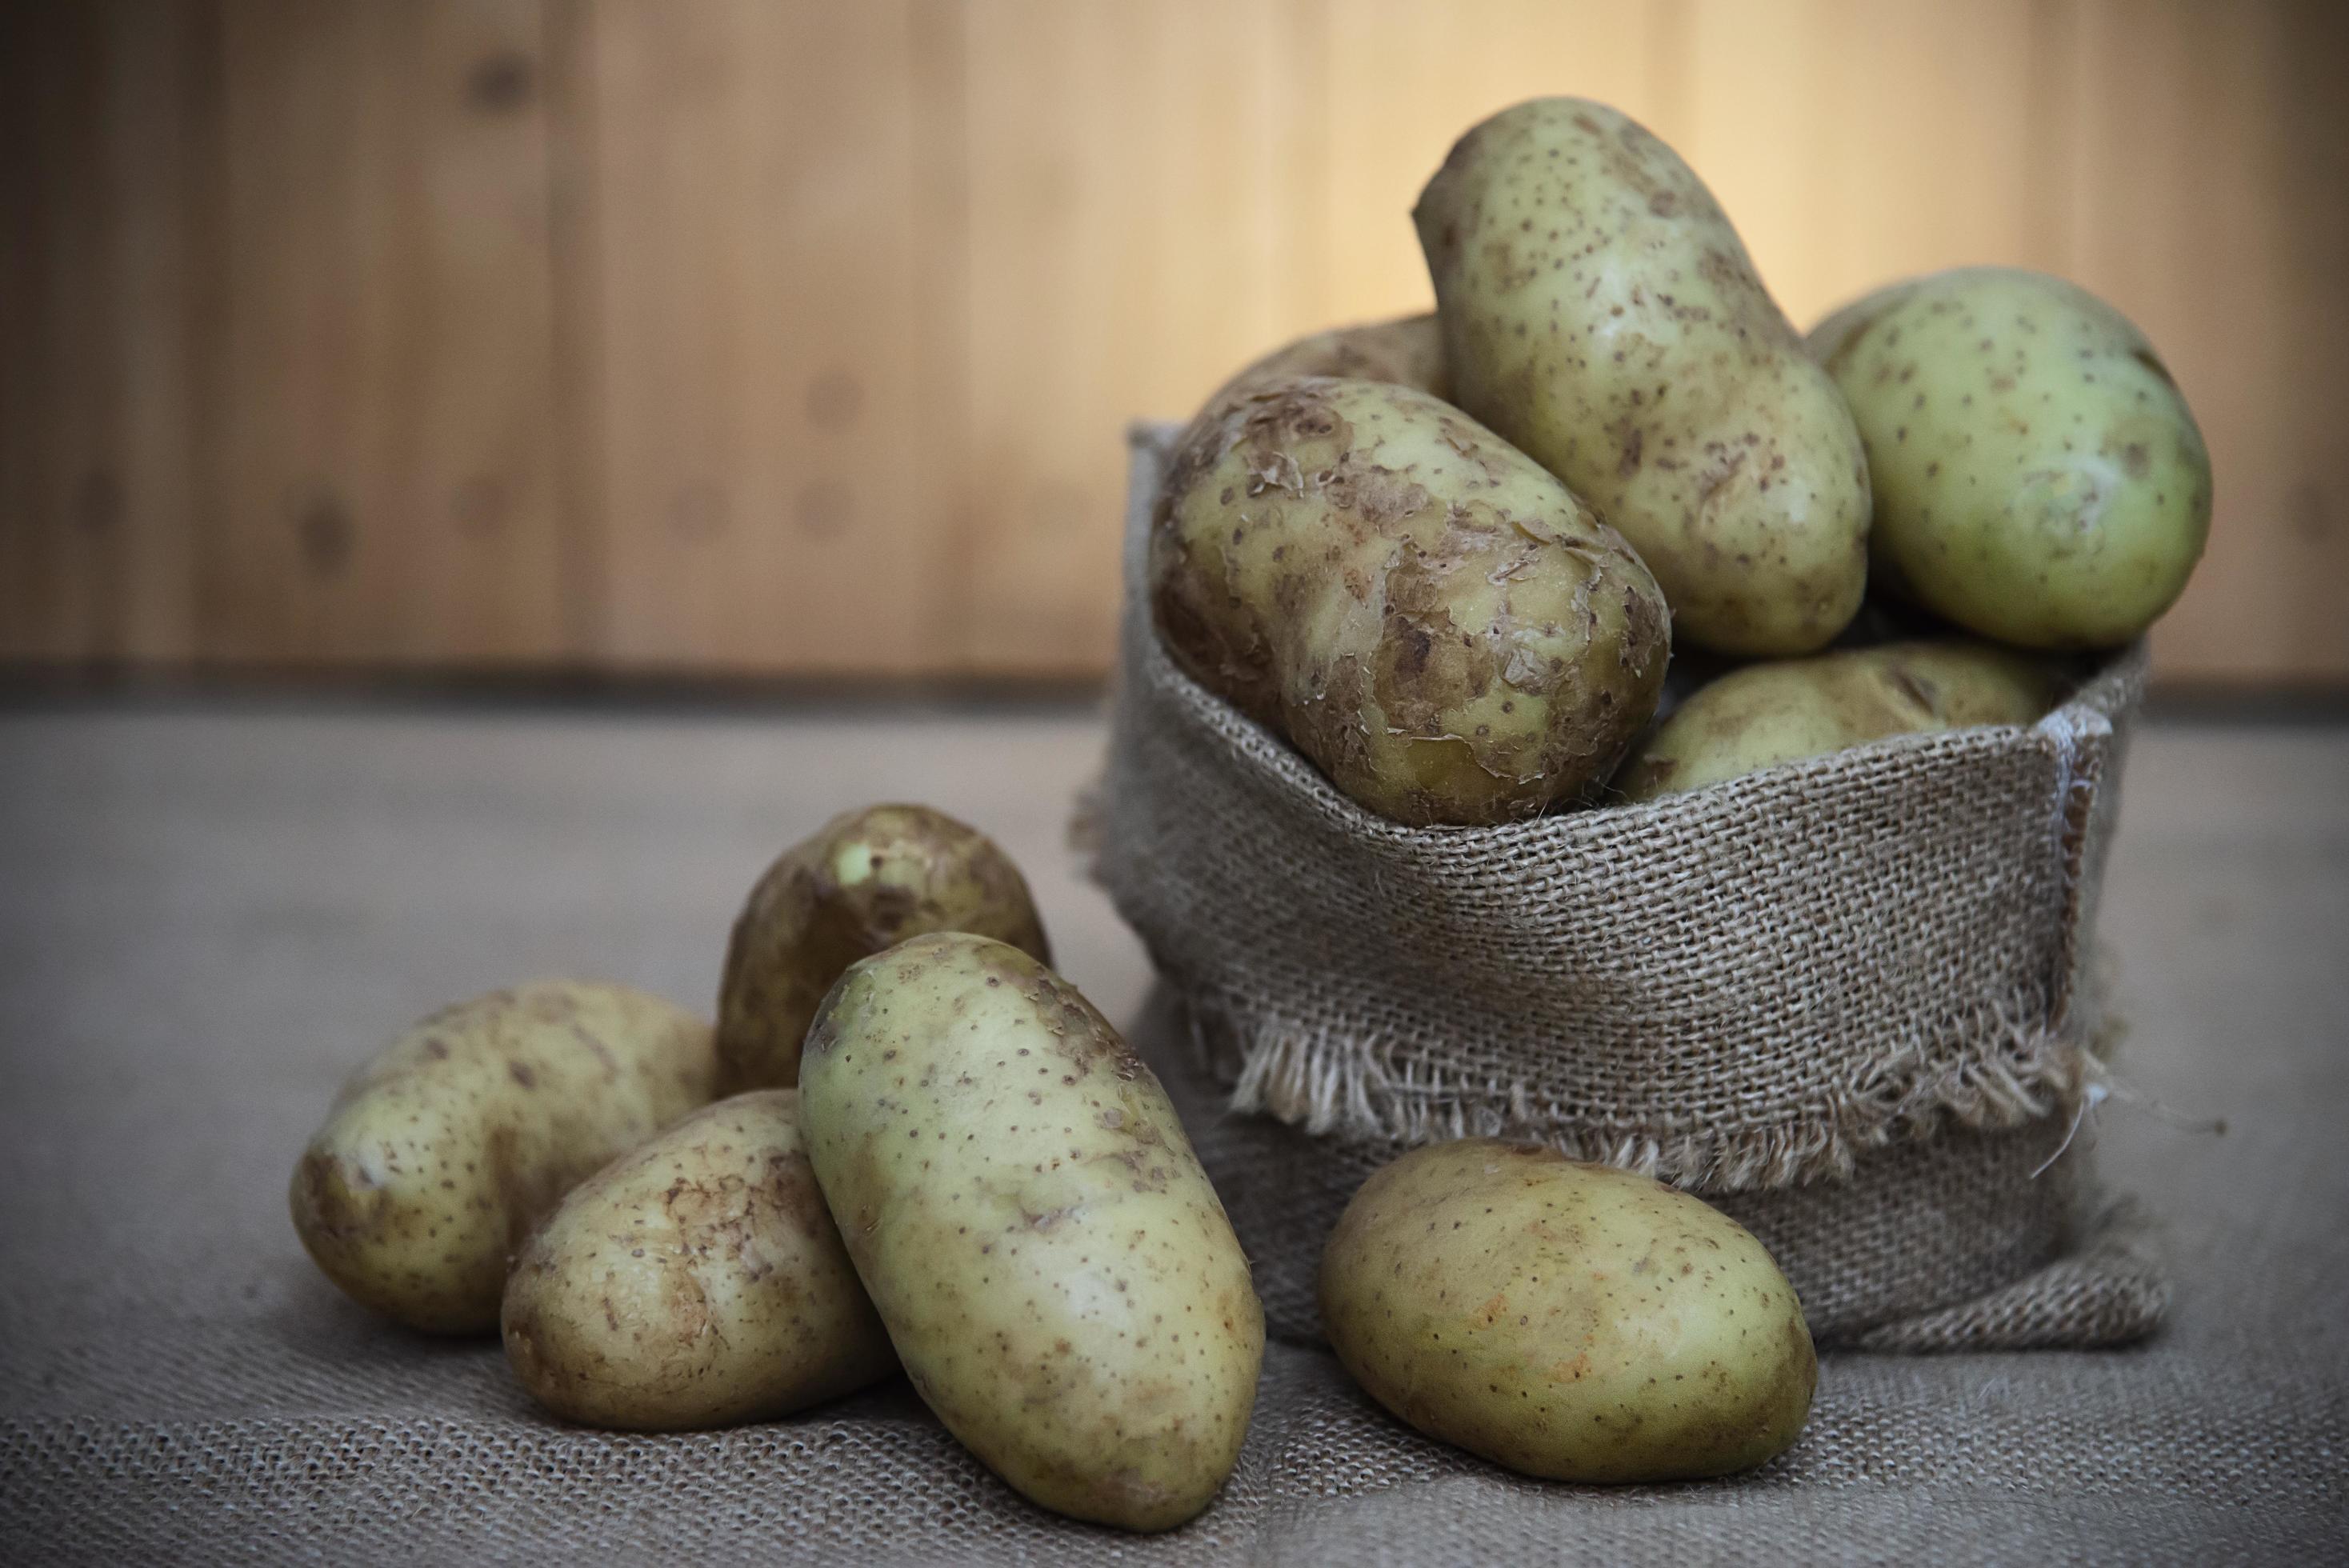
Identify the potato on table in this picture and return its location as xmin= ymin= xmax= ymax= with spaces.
xmin=290 ymin=982 xmax=718 ymax=1334
xmin=1152 ymin=374 xmax=1670 ymax=826
xmin=717 ymin=803 xmax=1049 ymax=1094
xmin=1319 ymin=1139 xmax=1815 ymax=1483
xmin=1614 ymin=638 xmax=2063 ymax=801
xmin=502 ymin=1089 xmax=895 ymax=1430
xmin=1811 ymin=266 xmax=2212 ymax=650
xmin=1416 ymin=98 xmax=1871 ymax=657
xmin=798 ymin=933 xmax=1263 ymax=1532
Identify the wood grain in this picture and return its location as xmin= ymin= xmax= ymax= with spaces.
xmin=1679 ymin=0 xmax=2058 ymax=328
xmin=0 ymin=0 xmax=111 ymax=658
xmin=574 ymin=0 xmax=956 ymax=674
xmin=206 ymin=0 xmax=566 ymax=664
xmin=1 ymin=0 xmax=2341 ymax=684
xmin=0 ymin=0 xmax=220 ymax=662
xmin=955 ymin=0 xmax=1328 ymax=674
xmin=2045 ymin=0 xmax=2349 ymax=684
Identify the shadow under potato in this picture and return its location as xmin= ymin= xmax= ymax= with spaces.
xmin=277 ymin=1262 xmax=932 ymax=1434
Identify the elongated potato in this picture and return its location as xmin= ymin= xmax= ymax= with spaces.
xmin=290 ymin=982 xmax=718 ymax=1334
xmin=1614 ymin=639 xmax=2063 ymax=801
xmin=502 ymin=1090 xmax=895 ymax=1430
xmin=1152 ymin=374 xmax=1670 ymax=826
xmin=717 ymin=803 xmax=1049 ymax=1094
xmin=1416 ymin=98 xmax=1870 ymax=656
xmin=1812 ymin=267 xmax=2212 ymax=649
xmin=798 ymin=934 xmax=1263 ymax=1532
xmin=1320 ymin=1140 xmax=1815 ymax=1482
xmin=1203 ymin=314 xmax=1447 ymax=411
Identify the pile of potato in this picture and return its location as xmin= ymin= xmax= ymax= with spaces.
xmin=1155 ymin=98 xmax=2211 ymax=826
xmin=290 ymin=794 xmax=1815 ymax=1519
xmin=292 ymin=805 xmax=1266 ymax=1531
xmin=288 ymin=96 xmax=2215 ymax=1526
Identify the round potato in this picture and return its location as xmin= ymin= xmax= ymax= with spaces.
xmin=1152 ymin=374 xmax=1670 ymax=826
xmin=1415 ymin=98 xmax=1871 ymax=656
xmin=290 ymin=982 xmax=718 ymax=1334
xmin=1319 ymin=1139 xmax=1815 ymax=1482
xmin=1203 ymin=313 xmax=1447 ymax=411
xmin=1811 ymin=266 xmax=2212 ymax=649
xmin=798 ymin=934 xmax=1263 ymax=1533
xmin=1613 ymin=638 xmax=2064 ymax=801
xmin=717 ymin=803 xmax=1049 ymax=1094
xmin=502 ymin=1090 xmax=895 ymax=1430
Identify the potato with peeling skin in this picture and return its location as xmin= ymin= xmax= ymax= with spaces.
xmin=1319 ymin=1140 xmax=1816 ymax=1483
xmin=798 ymin=934 xmax=1264 ymax=1533
xmin=1415 ymin=98 xmax=1871 ymax=657
xmin=1614 ymin=639 xmax=2063 ymax=802
xmin=1811 ymin=266 xmax=2212 ymax=650
xmin=502 ymin=1090 xmax=895 ymax=1430
xmin=1203 ymin=313 xmax=1447 ymax=411
xmin=290 ymin=982 xmax=718 ymax=1334
xmin=717 ymin=803 xmax=1050 ymax=1094
xmin=1151 ymin=374 xmax=1670 ymax=827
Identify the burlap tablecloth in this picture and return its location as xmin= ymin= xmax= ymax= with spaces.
xmin=1 ymin=703 xmax=2342 ymax=1562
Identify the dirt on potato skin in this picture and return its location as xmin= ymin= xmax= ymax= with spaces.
xmin=1152 ymin=375 xmax=1669 ymax=827
xmin=1414 ymin=98 xmax=1871 ymax=658
xmin=798 ymin=934 xmax=1263 ymax=1533
xmin=715 ymin=804 xmax=1050 ymax=1094
xmin=289 ymin=982 xmax=719 ymax=1335
xmin=499 ymin=1089 xmax=895 ymax=1433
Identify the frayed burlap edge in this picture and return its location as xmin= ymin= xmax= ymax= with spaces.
xmin=1087 ymin=422 xmax=2144 ymax=1194
xmin=1137 ymin=984 xmax=2167 ymax=1351
xmin=1191 ymin=989 xmax=2115 ymax=1195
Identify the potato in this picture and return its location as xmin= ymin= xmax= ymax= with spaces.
xmin=1152 ymin=374 xmax=1670 ymax=826
xmin=1203 ymin=313 xmax=1447 ymax=410
xmin=1415 ymin=98 xmax=1871 ymax=657
xmin=717 ymin=803 xmax=1050 ymax=1094
xmin=1811 ymin=266 xmax=2213 ymax=650
xmin=1614 ymin=639 xmax=2063 ymax=802
xmin=502 ymin=1090 xmax=895 ymax=1430
xmin=1319 ymin=1139 xmax=1815 ymax=1482
xmin=798 ymin=934 xmax=1263 ymax=1532
xmin=290 ymin=982 xmax=718 ymax=1334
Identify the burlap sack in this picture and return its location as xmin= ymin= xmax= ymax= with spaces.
xmin=1094 ymin=422 xmax=2167 ymax=1350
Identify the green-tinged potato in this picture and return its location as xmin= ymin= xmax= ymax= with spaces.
xmin=798 ymin=934 xmax=1263 ymax=1532
xmin=290 ymin=982 xmax=718 ymax=1334
xmin=1203 ymin=313 xmax=1447 ymax=411
xmin=1811 ymin=266 xmax=2212 ymax=649
xmin=1319 ymin=1140 xmax=1815 ymax=1482
xmin=1152 ymin=375 xmax=1670 ymax=826
xmin=502 ymin=1090 xmax=895 ymax=1430
xmin=1614 ymin=639 xmax=2063 ymax=801
xmin=1415 ymin=98 xmax=1871 ymax=657
xmin=717 ymin=803 xmax=1050 ymax=1094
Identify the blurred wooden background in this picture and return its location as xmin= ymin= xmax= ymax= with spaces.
xmin=3 ymin=0 xmax=2344 ymax=683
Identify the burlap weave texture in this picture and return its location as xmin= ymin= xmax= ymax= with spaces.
xmin=1095 ymin=424 xmax=2165 ymax=1350
xmin=4 ymin=682 xmax=2337 ymax=1563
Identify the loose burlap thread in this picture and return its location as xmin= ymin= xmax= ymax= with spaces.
xmin=1093 ymin=423 xmax=2167 ymax=1350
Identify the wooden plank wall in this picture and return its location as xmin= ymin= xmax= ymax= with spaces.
xmin=3 ymin=0 xmax=2344 ymax=682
